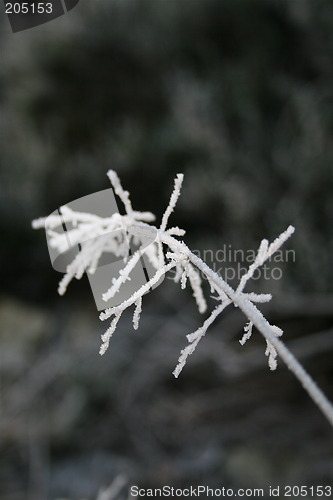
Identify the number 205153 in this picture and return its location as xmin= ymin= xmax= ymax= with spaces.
xmin=284 ymin=485 xmax=331 ymax=497
xmin=5 ymin=3 xmax=53 ymax=14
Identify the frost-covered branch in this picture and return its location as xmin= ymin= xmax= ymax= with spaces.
xmin=32 ymin=170 xmax=333 ymax=427
xmin=160 ymin=173 xmax=184 ymax=231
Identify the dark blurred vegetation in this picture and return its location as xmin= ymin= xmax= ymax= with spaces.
xmin=1 ymin=1 xmax=333 ymax=499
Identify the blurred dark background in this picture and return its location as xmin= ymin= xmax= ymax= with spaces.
xmin=0 ymin=1 xmax=333 ymax=499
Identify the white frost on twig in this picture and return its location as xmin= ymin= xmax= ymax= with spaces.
xmin=173 ymin=300 xmax=231 ymax=378
xmin=236 ymin=225 xmax=295 ymax=295
xmin=240 ymin=321 xmax=254 ymax=346
xmin=107 ymin=169 xmax=133 ymax=215
xmin=160 ymin=173 xmax=184 ymax=231
xmin=99 ymin=312 xmax=122 ymax=355
xmin=132 ymin=296 xmax=142 ymax=330
xmin=32 ymin=170 xmax=333 ymax=427
xmin=187 ymin=263 xmax=207 ymax=313
xmin=102 ymin=250 xmax=142 ymax=301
